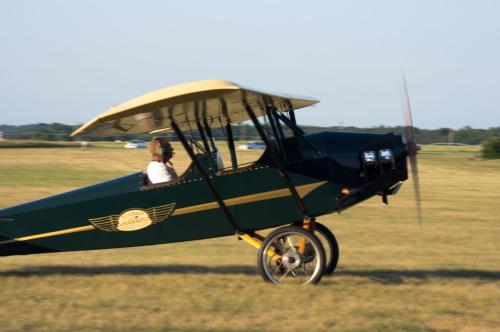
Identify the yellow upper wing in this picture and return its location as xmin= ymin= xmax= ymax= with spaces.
xmin=72 ymin=79 xmax=319 ymax=137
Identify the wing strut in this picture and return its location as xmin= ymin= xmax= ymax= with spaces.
xmin=170 ymin=117 xmax=240 ymax=232
xmin=284 ymin=100 xmax=297 ymax=125
xmin=225 ymin=123 xmax=238 ymax=169
xmin=220 ymin=98 xmax=238 ymax=169
xmin=194 ymin=102 xmax=211 ymax=153
xmin=201 ymin=103 xmax=218 ymax=153
xmin=244 ymin=102 xmax=309 ymax=217
xmin=275 ymin=112 xmax=323 ymax=156
xmin=266 ymin=108 xmax=288 ymax=162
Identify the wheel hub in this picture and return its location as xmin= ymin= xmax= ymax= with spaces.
xmin=282 ymin=251 xmax=302 ymax=269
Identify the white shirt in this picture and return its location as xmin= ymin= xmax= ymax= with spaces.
xmin=147 ymin=161 xmax=175 ymax=184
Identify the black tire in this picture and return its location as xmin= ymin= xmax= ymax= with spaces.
xmin=257 ymin=226 xmax=325 ymax=285
xmin=314 ymin=222 xmax=340 ymax=275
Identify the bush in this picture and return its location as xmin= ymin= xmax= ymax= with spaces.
xmin=481 ymin=137 xmax=500 ymax=159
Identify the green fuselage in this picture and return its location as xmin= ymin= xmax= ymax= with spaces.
xmin=0 ymin=131 xmax=407 ymax=256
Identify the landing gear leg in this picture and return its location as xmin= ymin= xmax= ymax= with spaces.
xmin=297 ymin=218 xmax=340 ymax=275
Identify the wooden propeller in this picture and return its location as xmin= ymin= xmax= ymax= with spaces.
xmin=402 ymin=74 xmax=423 ymax=226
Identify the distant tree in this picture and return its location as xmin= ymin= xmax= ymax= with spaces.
xmin=481 ymin=137 xmax=500 ymax=159
xmin=1 ymin=123 xmax=500 ymax=145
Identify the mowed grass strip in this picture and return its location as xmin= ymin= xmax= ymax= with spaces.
xmin=0 ymin=145 xmax=499 ymax=332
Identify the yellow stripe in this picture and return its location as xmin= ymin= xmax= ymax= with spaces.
xmin=172 ymin=181 xmax=326 ymax=216
xmin=0 ymin=225 xmax=94 ymax=245
xmin=0 ymin=181 xmax=326 ymax=245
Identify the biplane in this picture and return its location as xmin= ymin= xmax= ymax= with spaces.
xmin=0 ymin=79 xmax=421 ymax=284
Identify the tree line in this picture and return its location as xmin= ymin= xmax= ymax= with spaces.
xmin=1 ymin=123 xmax=499 ymax=145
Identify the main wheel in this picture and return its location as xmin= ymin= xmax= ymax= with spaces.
xmin=314 ymin=222 xmax=340 ymax=275
xmin=257 ymin=226 xmax=325 ymax=285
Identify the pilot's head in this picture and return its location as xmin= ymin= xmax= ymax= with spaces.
xmin=150 ymin=137 xmax=174 ymax=163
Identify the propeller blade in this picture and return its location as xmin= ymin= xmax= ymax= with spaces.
xmin=408 ymin=146 xmax=422 ymax=226
xmin=402 ymin=74 xmax=422 ymax=226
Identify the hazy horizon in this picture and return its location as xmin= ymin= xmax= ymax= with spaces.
xmin=1 ymin=121 xmax=498 ymax=131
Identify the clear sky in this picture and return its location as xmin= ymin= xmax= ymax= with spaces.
xmin=0 ymin=0 xmax=499 ymax=129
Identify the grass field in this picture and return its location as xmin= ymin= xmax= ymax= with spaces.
xmin=0 ymin=144 xmax=499 ymax=332
xmin=0 ymin=140 xmax=81 ymax=148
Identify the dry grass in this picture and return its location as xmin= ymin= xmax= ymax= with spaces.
xmin=0 ymin=140 xmax=81 ymax=148
xmin=0 ymin=144 xmax=499 ymax=332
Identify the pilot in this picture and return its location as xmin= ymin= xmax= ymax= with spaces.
xmin=146 ymin=137 xmax=178 ymax=184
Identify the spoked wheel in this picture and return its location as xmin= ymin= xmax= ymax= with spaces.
xmin=314 ymin=222 xmax=340 ymax=275
xmin=257 ymin=226 xmax=325 ymax=285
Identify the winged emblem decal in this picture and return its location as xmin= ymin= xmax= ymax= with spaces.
xmin=89 ymin=203 xmax=176 ymax=232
